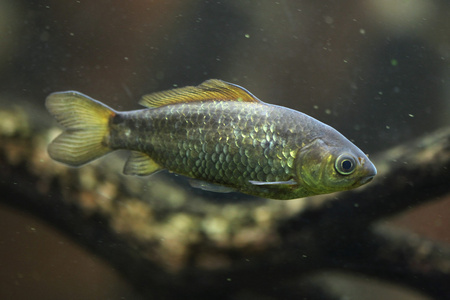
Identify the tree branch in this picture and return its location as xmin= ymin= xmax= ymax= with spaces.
xmin=0 ymin=104 xmax=449 ymax=298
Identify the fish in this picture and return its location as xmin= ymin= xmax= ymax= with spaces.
xmin=45 ymin=79 xmax=376 ymax=200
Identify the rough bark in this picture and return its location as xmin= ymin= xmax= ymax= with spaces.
xmin=0 ymin=104 xmax=449 ymax=299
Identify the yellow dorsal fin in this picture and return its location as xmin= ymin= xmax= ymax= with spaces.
xmin=139 ymin=79 xmax=262 ymax=108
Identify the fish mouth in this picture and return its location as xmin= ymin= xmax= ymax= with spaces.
xmin=359 ymin=175 xmax=374 ymax=185
xmin=351 ymin=174 xmax=374 ymax=189
xmin=359 ymin=161 xmax=377 ymax=185
xmin=355 ymin=162 xmax=377 ymax=186
xmin=358 ymin=165 xmax=377 ymax=186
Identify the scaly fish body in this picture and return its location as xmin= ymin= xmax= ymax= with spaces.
xmin=46 ymin=79 xmax=376 ymax=199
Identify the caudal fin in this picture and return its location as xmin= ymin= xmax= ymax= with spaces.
xmin=46 ymin=91 xmax=115 ymax=166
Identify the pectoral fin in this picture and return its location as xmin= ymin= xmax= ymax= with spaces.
xmin=249 ymin=179 xmax=298 ymax=186
xmin=123 ymin=151 xmax=162 ymax=176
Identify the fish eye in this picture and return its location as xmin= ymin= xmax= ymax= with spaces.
xmin=335 ymin=154 xmax=356 ymax=175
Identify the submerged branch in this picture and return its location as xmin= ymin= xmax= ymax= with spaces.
xmin=0 ymin=104 xmax=449 ymax=298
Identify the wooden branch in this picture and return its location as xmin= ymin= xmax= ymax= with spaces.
xmin=0 ymin=104 xmax=449 ymax=299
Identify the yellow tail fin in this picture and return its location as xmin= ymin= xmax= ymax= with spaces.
xmin=45 ymin=91 xmax=115 ymax=166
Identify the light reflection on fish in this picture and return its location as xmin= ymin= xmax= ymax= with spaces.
xmin=45 ymin=79 xmax=376 ymax=199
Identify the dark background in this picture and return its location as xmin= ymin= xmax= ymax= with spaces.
xmin=0 ymin=1 xmax=449 ymax=299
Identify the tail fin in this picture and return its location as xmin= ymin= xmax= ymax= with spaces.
xmin=45 ymin=91 xmax=115 ymax=166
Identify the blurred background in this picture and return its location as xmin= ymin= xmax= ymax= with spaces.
xmin=0 ymin=0 xmax=449 ymax=299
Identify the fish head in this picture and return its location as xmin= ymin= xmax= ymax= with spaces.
xmin=295 ymin=138 xmax=377 ymax=195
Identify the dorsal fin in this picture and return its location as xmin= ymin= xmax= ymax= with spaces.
xmin=139 ymin=79 xmax=262 ymax=108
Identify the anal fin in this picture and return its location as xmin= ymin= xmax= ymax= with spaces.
xmin=123 ymin=151 xmax=162 ymax=176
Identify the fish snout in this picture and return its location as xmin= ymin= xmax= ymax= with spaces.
xmin=359 ymin=158 xmax=377 ymax=185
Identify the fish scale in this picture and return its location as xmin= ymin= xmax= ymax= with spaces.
xmin=109 ymin=101 xmax=314 ymax=197
xmin=45 ymin=79 xmax=376 ymax=199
